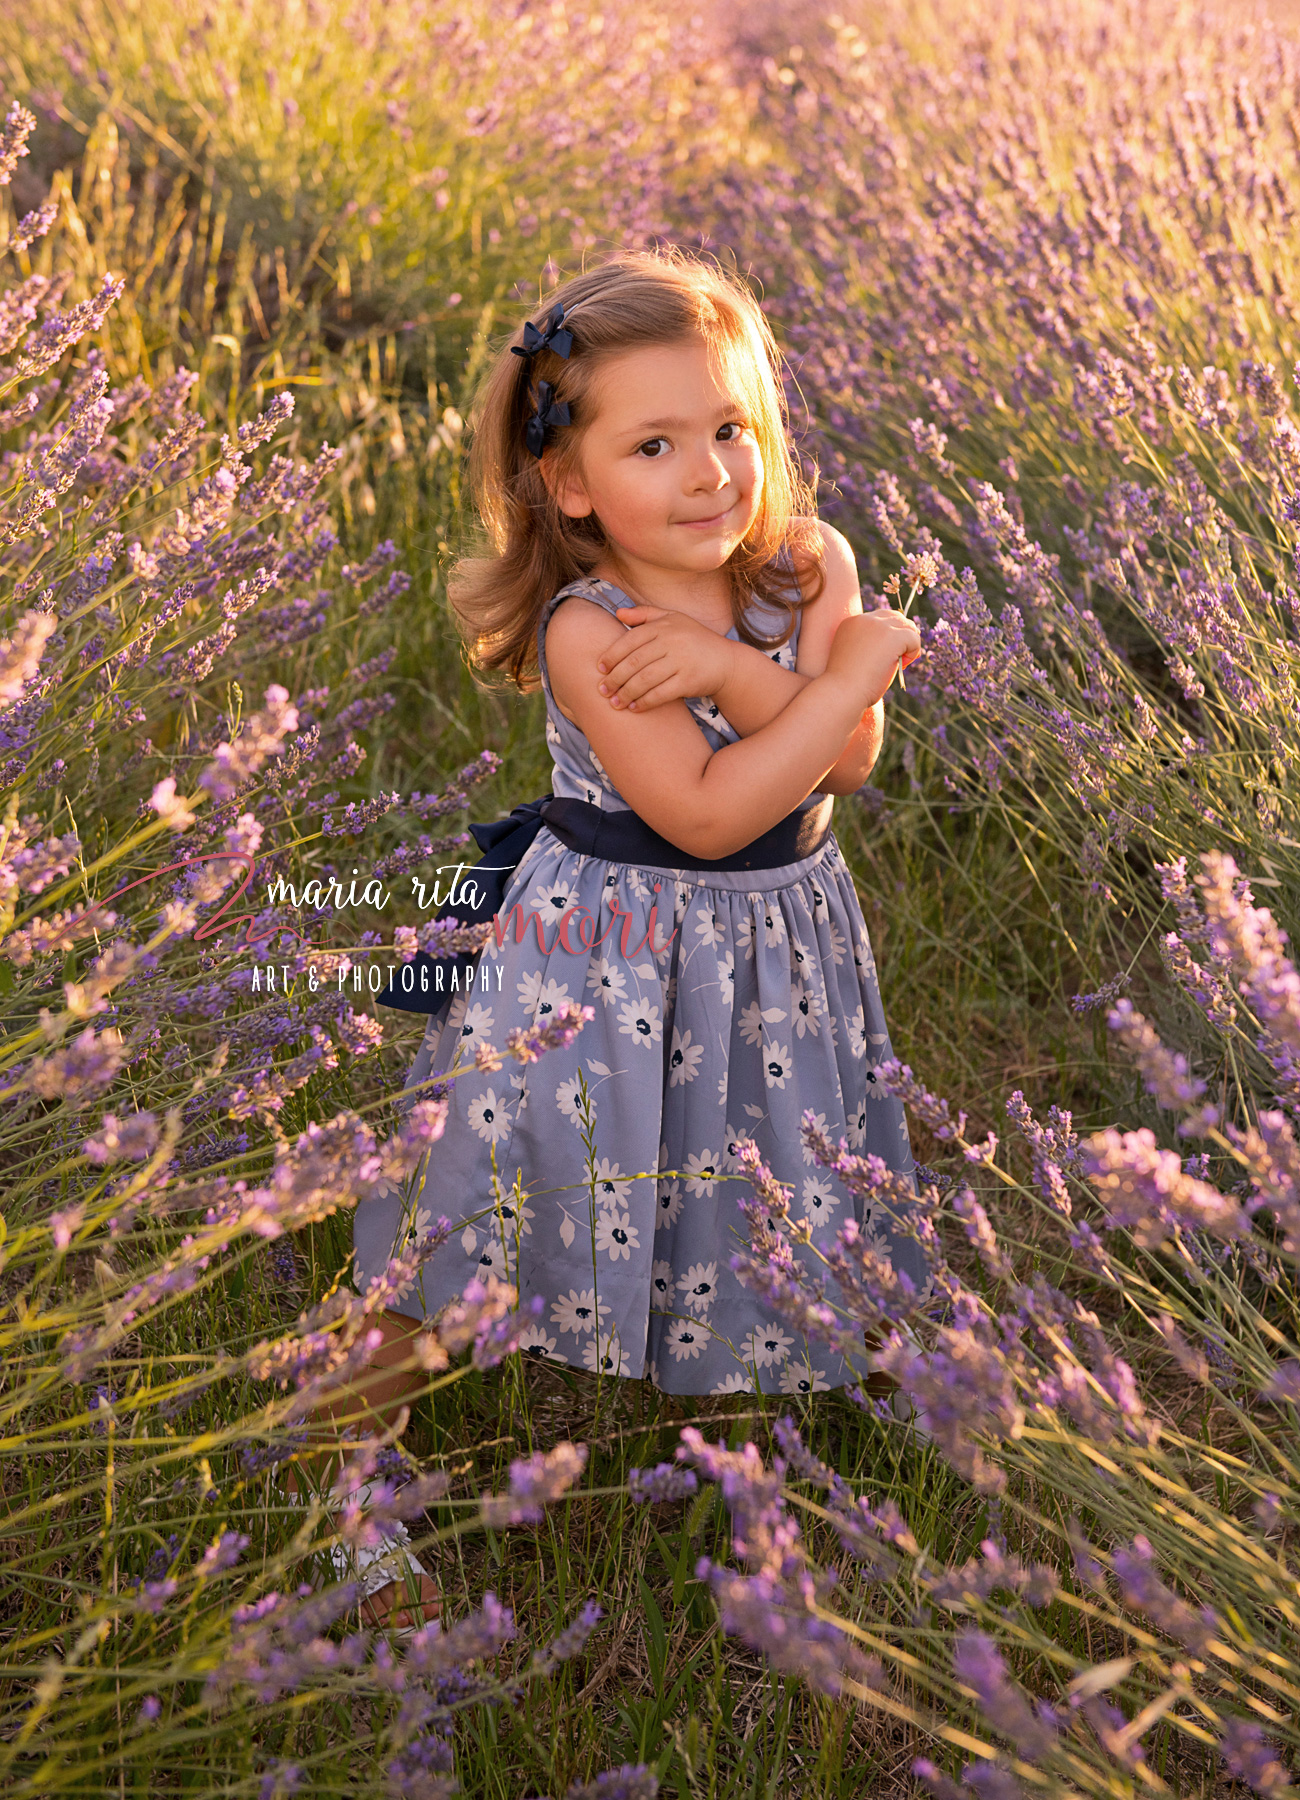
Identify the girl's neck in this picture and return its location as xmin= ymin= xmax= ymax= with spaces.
xmin=588 ymin=554 xmax=738 ymax=631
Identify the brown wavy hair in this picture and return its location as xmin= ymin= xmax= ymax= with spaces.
xmin=447 ymin=247 xmax=826 ymax=692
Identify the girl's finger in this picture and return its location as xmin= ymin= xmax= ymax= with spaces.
xmin=625 ymin=679 xmax=684 ymax=713
xmin=610 ymin=655 xmax=671 ymax=704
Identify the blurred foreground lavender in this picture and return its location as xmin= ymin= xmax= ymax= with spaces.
xmin=0 ymin=102 xmax=634 ymax=1798
xmin=691 ymin=849 xmax=1300 ymax=1798
xmin=9 ymin=0 xmax=1300 ymax=1789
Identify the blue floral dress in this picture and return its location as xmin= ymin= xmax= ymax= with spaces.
xmin=352 ymin=565 xmax=925 ymax=1395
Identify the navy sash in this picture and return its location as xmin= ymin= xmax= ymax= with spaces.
xmin=377 ymin=791 xmax=834 ymax=1017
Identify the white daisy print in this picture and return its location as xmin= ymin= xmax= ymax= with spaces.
xmin=677 ymin=1261 xmax=718 ymax=1315
xmin=518 ymin=1324 xmax=562 ymax=1362
xmin=711 ymin=1371 xmax=755 ymax=1395
xmin=800 ymin=1112 xmax=828 ymax=1164
xmin=467 ymin=1088 xmax=510 ymax=1145
xmin=460 ymin=1224 xmax=477 ymax=1258
xmin=666 ymin=1317 xmax=705 ymax=1362
xmin=694 ymin=906 xmax=726 ymax=948
xmin=627 ymin=867 xmax=652 ymax=900
xmin=722 ymin=1123 xmax=752 ymax=1164
xmin=475 ymin=1237 xmax=512 ymax=1279
xmin=656 ymin=1180 xmax=684 ymax=1229
xmin=495 ymin=1194 xmax=535 ymax=1238
xmin=780 ymin=1362 xmax=831 ymax=1396
xmin=861 ymin=1216 xmax=896 ymax=1261
xmin=810 ymin=883 xmax=828 ymax=919
xmin=716 ymin=950 xmax=735 ymax=999
xmin=827 ymin=919 xmax=848 ymax=966
xmin=762 ymin=1040 xmax=793 ymax=1089
xmin=586 ymin=955 xmax=628 ymax=1007
xmin=400 ymin=1204 xmax=433 ymax=1247
xmin=582 ymin=1331 xmax=629 ymax=1376
xmin=668 ymin=1027 xmax=704 ymax=1088
xmin=739 ymin=1000 xmax=784 ymax=1046
xmin=851 ymin=926 xmax=873 ymax=975
xmin=800 ymin=1177 xmax=840 ymax=1228
xmin=847 ymin=1007 xmax=867 ymax=1060
xmin=550 ymin=1288 xmax=610 ymax=1336
xmin=762 ymin=907 xmax=787 ymax=949
xmin=517 ymin=969 xmax=546 ymax=1014
xmin=742 ymin=1322 xmax=793 ymax=1369
xmin=532 ymin=976 xmax=573 ymax=1021
xmin=790 ymin=984 xmax=821 ymax=1038
xmin=683 ymin=1150 xmax=721 ymax=1197
xmin=865 ymin=1063 xmax=890 ymax=1100
xmin=789 ymin=937 xmax=811 ymax=976
xmin=589 ymin=747 xmax=609 ymax=778
xmin=847 ymin=1103 xmax=868 ymax=1149
xmin=555 ymin=1072 xmax=586 ymax=1125
xmin=617 ymin=999 xmax=663 ymax=1047
xmin=545 ymin=717 xmax=562 ymax=748
xmin=735 ymin=913 xmax=757 ymax=962
xmin=594 ymin=1210 xmax=639 ymax=1262
xmin=531 ymin=879 xmax=577 ymax=921
xmin=650 ymin=1260 xmax=675 ymax=1310
xmin=458 ymin=1001 xmax=495 ymax=1044
xmin=593 ymin=1158 xmax=633 ymax=1206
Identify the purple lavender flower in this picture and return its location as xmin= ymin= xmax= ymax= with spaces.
xmin=952 ymin=1629 xmax=1057 ymax=1761
xmin=480 ymin=1442 xmax=587 ymax=1527
xmin=1078 ymin=1128 xmax=1245 ymax=1247
xmin=1219 ymin=1719 xmax=1292 ymax=1797
xmin=627 ymin=1463 xmax=698 ymax=1504
xmin=563 ymin=1767 xmax=659 ymax=1800
xmin=1110 ymin=1535 xmax=1219 ymax=1653
xmin=1263 ymin=1360 xmax=1300 ymax=1404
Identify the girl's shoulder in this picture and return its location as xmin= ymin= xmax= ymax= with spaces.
xmin=784 ymin=516 xmax=856 ymax=602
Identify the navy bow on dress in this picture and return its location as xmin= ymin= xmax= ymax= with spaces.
xmin=525 ymin=379 xmax=570 ymax=458
xmin=510 ymin=301 xmax=574 ymax=361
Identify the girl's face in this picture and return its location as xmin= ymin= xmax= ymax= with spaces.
xmin=545 ymin=336 xmax=764 ymax=588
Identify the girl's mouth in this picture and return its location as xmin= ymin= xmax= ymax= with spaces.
xmin=677 ymin=502 xmax=734 ymax=530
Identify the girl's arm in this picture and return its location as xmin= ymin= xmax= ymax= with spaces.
xmin=597 ymin=523 xmax=884 ymax=794
xmin=546 ymin=597 xmax=919 ymax=859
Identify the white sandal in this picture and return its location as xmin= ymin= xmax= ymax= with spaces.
xmin=329 ymin=1478 xmax=432 ymax=1609
xmin=287 ymin=1474 xmax=437 ymax=1629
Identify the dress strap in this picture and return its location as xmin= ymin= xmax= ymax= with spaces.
xmin=536 ymin=575 xmax=634 ymax=707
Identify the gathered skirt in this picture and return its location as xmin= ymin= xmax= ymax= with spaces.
xmin=352 ymin=822 xmax=925 ymax=1395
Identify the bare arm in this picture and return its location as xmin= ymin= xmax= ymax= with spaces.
xmin=597 ymin=523 xmax=888 ymax=795
xmin=546 ymin=597 xmax=919 ymax=859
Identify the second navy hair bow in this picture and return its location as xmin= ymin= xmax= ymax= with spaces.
xmin=511 ymin=301 xmax=574 ymax=361
xmin=525 ymin=379 xmax=571 ymax=458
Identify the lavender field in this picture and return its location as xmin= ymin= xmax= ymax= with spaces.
xmin=2 ymin=0 xmax=1300 ymax=1793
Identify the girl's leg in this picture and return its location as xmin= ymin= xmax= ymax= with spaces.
xmin=286 ymin=1307 xmax=441 ymax=1629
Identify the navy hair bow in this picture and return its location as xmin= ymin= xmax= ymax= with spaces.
xmin=511 ymin=301 xmax=574 ymax=361
xmin=525 ymin=379 xmax=570 ymax=458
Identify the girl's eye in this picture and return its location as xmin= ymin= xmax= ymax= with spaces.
xmin=636 ymin=437 xmax=669 ymax=458
xmin=718 ymin=421 xmax=747 ymax=441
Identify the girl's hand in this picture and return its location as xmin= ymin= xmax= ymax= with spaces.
xmin=596 ymin=604 xmax=737 ymax=710
xmin=824 ymin=608 xmax=923 ymax=705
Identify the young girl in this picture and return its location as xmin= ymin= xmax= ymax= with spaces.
xmin=350 ymin=248 xmax=926 ymax=1419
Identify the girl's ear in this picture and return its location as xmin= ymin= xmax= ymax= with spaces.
xmin=538 ymin=451 xmax=594 ymax=519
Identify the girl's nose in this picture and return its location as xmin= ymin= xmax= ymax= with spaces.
xmin=686 ymin=444 xmax=730 ymax=491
